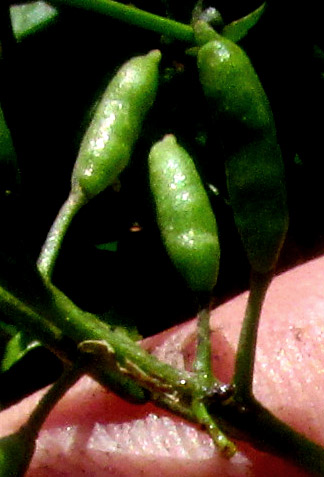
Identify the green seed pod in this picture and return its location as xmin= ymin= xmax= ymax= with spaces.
xmin=72 ymin=49 xmax=161 ymax=200
xmin=197 ymin=34 xmax=275 ymax=134
xmin=149 ymin=134 xmax=220 ymax=293
xmin=0 ymin=430 xmax=35 ymax=477
xmin=196 ymin=29 xmax=288 ymax=273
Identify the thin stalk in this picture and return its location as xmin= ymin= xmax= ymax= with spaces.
xmin=48 ymin=0 xmax=195 ymax=43
xmin=21 ymin=362 xmax=84 ymax=439
xmin=152 ymin=391 xmax=195 ymax=422
xmin=193 ymin=305 xmax=215 ymax=387
xmin=37 ymin=190 xmax=87 ymax=281
xmin=5 ymin=362 xmax=83 ymax=477
xmin=0 ymin=284 xmax=65 ymax=355
xmin=193 ymin=398 xmax=236 ymax=457
xmin=192 ymin=303 xmax=236 ymax=455
xmin=232 ymin=270 xmax=272 ymax=401
xmin=217 ymin=396 xmax=324 ymax=476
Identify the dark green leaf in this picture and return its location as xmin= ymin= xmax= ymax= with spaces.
xmin=95 ymin=241 xmax=118 ymax=252
xmin=10 ymin=1 xmax=59 ymax=42
xmin=222 ymin=2 xmax=266 ymax=43
xmin=1 ymin=331 xmax=41 ymax=373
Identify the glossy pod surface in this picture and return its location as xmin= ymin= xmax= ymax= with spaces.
xmin=72 ymin=49 xmax=161 ymax=200
xmin=197 ymin=32 xmax=288 ymax=273
xmin=197 ymin=33 xmax=275 ymax=135
xmin=149 ymin=134 xmax=220 ymax=293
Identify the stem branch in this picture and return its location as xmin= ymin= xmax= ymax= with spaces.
xmin=37 ymin=191 xmax=87 ymax=281
xmin=22 ymin=362 xmax=84 ymax=438
xmin=193 ymin=398 xmax=237 ymax=457
xmin=48 ymin=0 xmax=195 ymax=43
xmin=218 ymin=396 xmax=324 ymax=476
xmin=193 ymin=305 xmax=215 ymax=387
xmin=232 ymin=270 xmax=272 ymax=401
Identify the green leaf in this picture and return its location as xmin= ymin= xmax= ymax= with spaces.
xmin=0 ymin=320 xmax=17 ymax=339
xmin=10 ymin=2 xmax=59 ymax=42
xmin=0 ymin=106 xmax=17 ymax=166
xmin=1 ymin=331 xmax=41 ymax=373
xmin=0 ymin=104 xmax=19 ymax=194
xmin=222 ymin=2 xmax=267 ymax=43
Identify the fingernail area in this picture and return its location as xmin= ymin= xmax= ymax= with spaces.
xmin=29 ymin=413 xmax=252 ymax=477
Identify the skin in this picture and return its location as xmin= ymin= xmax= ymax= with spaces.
xmin=1 ymin=255 xmax=324 ymax=476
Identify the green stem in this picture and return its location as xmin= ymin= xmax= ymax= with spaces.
xmin=3 ymin=362 xmax=83 ymax=477
xmin=48 ymin=0 xmax=195 ymax=43
xmin=0 ymin=282 xmax=198 ymax=400
xmin=0 ymin=284 xmax=147 ymax=403
xmin=193 ymin=398 xmax=236 ymax=457
xmin=192 ymin=303 xmax=236 ymax=455
xmin=21 ymin=362 xmax=84 ymax=439
xmin=0 ymin=282 xmax=204 ymax=430
xmin=0 ymin=365 xmax=82 ymax=477
xmin=218 ymin=396 xmax=324 ymax=476
xmin=37 ymin=190 xmax=87 ymax=281
xmin=1 ymin=281 xmax=324 ymax=475
xmin=0 ymin=284 xmax=65 ymax=356
xmin=49 ymin=284 xmax=199 ymax=396
xmin=193 ymin=305 xmax=215 ymax=387
xmin=232 ymin=270 xmax=272 ymax=401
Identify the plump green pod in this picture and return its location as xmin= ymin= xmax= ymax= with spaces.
xmin=226 ymin=139 xmax=288 ymax=273
xmin=197 ymin=32 xmax=275 ymax=135
xmin=72 ymin=49 xmax=161 ymax=200
xmin=149 ymin=134 xmax=220 ymax=293
xmin=196 ymin=30 xmax=288 ymax=273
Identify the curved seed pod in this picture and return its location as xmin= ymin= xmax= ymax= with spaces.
xmin=149 ymin=134 xmax=220 ymax=293
xmin=196 ymin=26 xmax=288 ymax=273
xmin=72 ymin=49 xmax=161 ymax=200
